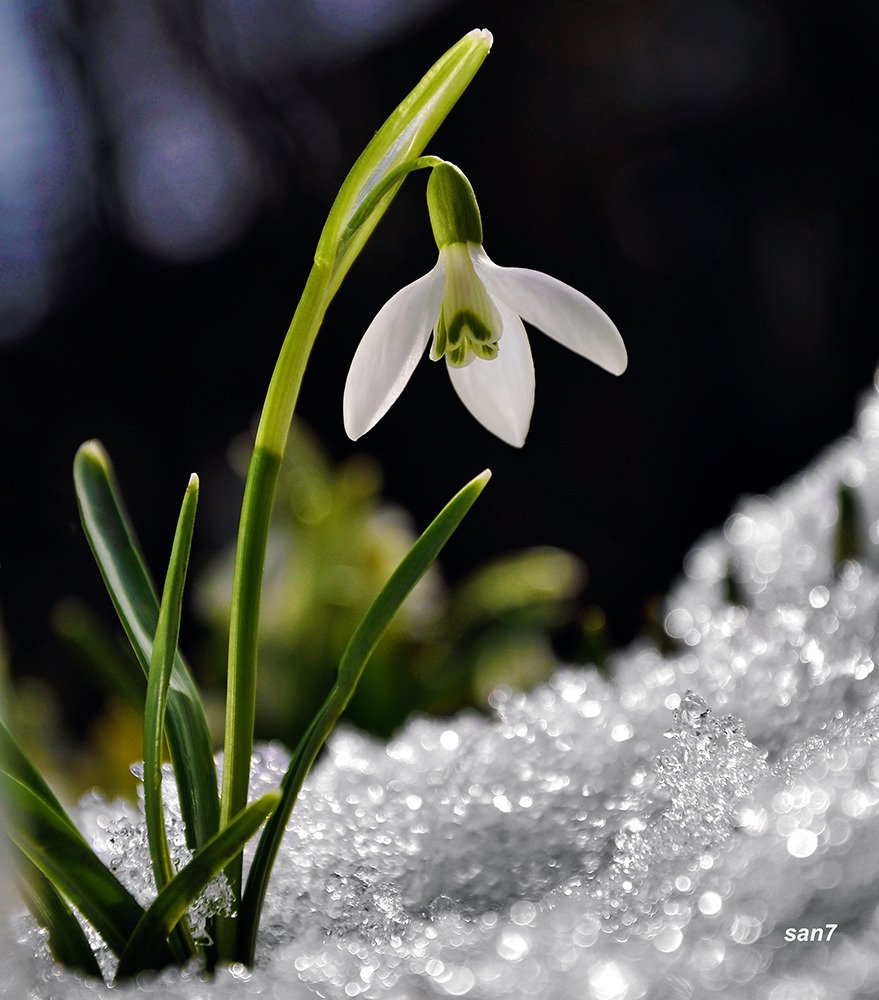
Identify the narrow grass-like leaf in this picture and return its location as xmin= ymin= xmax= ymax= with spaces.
xmin=0 ymin=728 xmax=110 ymax=967
xmin=73 ymin=442 xmax=219 ymax=852
xmin=13 ymin=847 xmax=103 ymax=978
xmin=0 ymin=718 xmax=73 ymax=828
xmin=144 ymin=474 xmax=198 ymax=894
xmin=337 ymin=469 xmax=491 ymax=687
xmin=237 ymin=469 xmax=491 ymax=963
xmin=143 ymin=474 xmax=200 ymax=964
xmin=0 ymin=771 xmax=156 ymax=961
xmin=116 ymin=791 xmax=280 ymax=980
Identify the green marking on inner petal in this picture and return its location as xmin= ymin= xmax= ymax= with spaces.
xmin=432 ymin=241 xmax=503 ymax=368
xmin=444 ymin=308 xmax=464 ymax=348
xmin=471 ymin=341 xmax=499 ymax=360
xmin=431 ymin=318 xmax=447 ymax=361
xmin=447 ymin=309 xmax=494 ymax=346
xmin=447 ymin=341 xmax=470 ymax=367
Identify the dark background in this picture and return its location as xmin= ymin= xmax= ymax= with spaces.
xmin=0 ymin=0 xmax=875 ymax=733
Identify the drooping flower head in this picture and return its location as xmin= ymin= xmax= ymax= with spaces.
xmin=344 ymin=161 xmax=627 ymax=447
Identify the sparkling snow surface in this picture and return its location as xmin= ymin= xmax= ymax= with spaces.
xmin=9 ymin=373 xmax=879 ymax=999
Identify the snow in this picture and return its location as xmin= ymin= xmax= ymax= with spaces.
xmin=8 ymin=371 xmax=879 ymax=999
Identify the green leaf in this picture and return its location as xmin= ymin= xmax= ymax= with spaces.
xmin=144 ymin=474 xmax=199 ymax=895
xmin=0 ymin=718 xmax=73 ymax=828
xmin=337 ymin=469 xmax=491 ymax=687
xmin=73 ymin=442 xmax=219 ymax=853
xmin=143 ymin=474 xmax=200 ymax=964
xmin=1 ymin=724 xmax=104 ymax=974
xmin=0 ymin=718 xmax=135 ymax=966
xmin=12 ymin=847 xmax=103 ymax=978
xmin=237 ymin=469 xmax=491 ymax=963
xmin=0 ymin=771 xmax=157 ymax=962
xmin=116 ymin=791 xmax=280 ymax=980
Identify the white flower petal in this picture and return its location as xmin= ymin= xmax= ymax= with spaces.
xmin=447 ymin=300 xmax=535 ymax=447
xmin=343 ymin=261 xmax=444 ymax=439
xmin=472 ymin=247 xmax=627 ymax=376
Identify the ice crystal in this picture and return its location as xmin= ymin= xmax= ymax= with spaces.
xmin=7 ymin=376 xmax=879 ymax=997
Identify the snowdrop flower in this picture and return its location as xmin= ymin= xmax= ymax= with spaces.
xmin=344 ymin=162 xmax=626 ymax=447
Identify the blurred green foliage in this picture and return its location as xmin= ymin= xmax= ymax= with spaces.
xmin=3 ymin=424 xmax=592 ymax=792
xmin=196 ymin=424 xmax=587 ymax=744
xmin=1 ymin=603 xmax=143 ymax=800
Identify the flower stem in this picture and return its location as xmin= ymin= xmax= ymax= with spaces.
xmin=216 ymin=264 xmax=331 ymax=958
xmin=215 ymin=28 xmax=492 ymax=962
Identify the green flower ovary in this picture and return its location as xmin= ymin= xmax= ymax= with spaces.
xmin=430 ymin=242 xmax=502 ymax=367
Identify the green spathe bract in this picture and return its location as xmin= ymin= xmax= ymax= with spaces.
xmin=0 ymin=28 xmax=493 ymax=980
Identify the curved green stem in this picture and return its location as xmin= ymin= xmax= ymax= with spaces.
xmin=216 ymin=28 xmax=492 ymax=963
xmin=337 ymin=155 xmax=443 ymax=266
xmin=217 ymin=266 xmax=331 ymax=955
xmin=253 ymin=266 xmax=333 ymax=458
